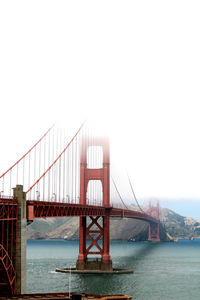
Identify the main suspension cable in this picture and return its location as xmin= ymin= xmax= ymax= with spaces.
xmin=26 ymin=121 xmax=86 ymax=194
xmin=126 ymin=172 xmax=146 ymax=214
xmin=0 ymin=123 xmax=55 ymax=178
xmin=111 ymin=176 xmax=129 ymax=210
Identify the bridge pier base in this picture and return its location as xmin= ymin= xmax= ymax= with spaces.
xmin=76 ymin=259 xmax=113 ymax=271
xmin=148 ymin=223 xmax=160 ymax=242
xmin=13 ymin=185 xmax=27 ymax=294
xmin=76 ymin=215 xmax=112 ymax=271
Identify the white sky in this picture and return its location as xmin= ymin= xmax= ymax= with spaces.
xmin=0 ymin=1 xmax=200 ymax=204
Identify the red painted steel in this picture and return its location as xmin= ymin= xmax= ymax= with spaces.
xmin=0 ymin=125 xmax=55 ymax=179
xmin=0 ymin=127 xmax=162 ymax=295
xmin=78 ymin=137 xmax=111 ymax=264
xmin=86 ymin=217 xmax=103 ymax=255
xmin=26 ymin=201 xmax=159 ymax=223
xmin=26 ymin=121 xmax=85 ymax=194
xmin=110 ymin=207 xmax=159 ymax=223
xmin=148 ymin=201 xmax=160 ymax=241
xmin=26 ymin=200 xmax=107 ymax=220
xmin=0 ymin=198 xmax=17 ymax=296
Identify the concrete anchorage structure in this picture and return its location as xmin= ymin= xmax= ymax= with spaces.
xmin=76 ymin=137 xmax=112 ymax=271
xmin=13 ymin=185 xmax=27 ymax=294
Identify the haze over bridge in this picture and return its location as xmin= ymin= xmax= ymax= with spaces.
xmin=0 ymin=122 xmax=162 ymax=296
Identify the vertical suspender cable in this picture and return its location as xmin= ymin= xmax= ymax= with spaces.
xmin=38 ymin=140 xmax=41 ymax=198
xmin=43 ymin=136 xmax=46 ymax=201
xmin=111 ymin=176 xmax=129 ymax=209
xmin=127 ymin=173 xmax=145 ymax=213
xmin=55 ymin=128 xmax=59 ymax=201
xmin=77 ymin=131 xmax=80 ymax=203
xmin=1 ymin=176 xmax=4 ymax=195
xmin=16 ymin=163 xmax=18 ymax=185
xmin=10 ymin=169 xmax=12 ymax=196
xmin=34 ymin=146 xmax=36 ymax=200
xmin=0 ymin=124 xmax=55 ymax=179
xmin=52 ymin=127 xmax=55 ymax=199
xmin=48 ymin=129 xmax=50 ymax=202
xmin=91 ymin=130 xmax=93 ymax=203
xmin=26 ymin=122 xmax=86 ymax=201
xmin=74 ymin=137 xmax=77 ymax=202
xmin=23 ymin=158 xmax=25 ymax=188
xmin=63 ymin=130 xmax=66 ymax=202
xmin=59 ymin=130 xmax=62 ymax=202
xmin=67 ymin=131 xmax=70 ymax=202
xmin=28 ymin=152 xmax=31 ymax=200
xmin=72 ymin=138 xmax=74 ymax=202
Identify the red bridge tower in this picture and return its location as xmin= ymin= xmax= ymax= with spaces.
xmin=148 ymin=200 xmax=160 ymax=242
xmin=76 ymin=136 xmax=112 ymax=271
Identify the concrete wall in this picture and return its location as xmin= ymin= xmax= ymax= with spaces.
xmin=13 ymin=185 xmax=27 ymax=294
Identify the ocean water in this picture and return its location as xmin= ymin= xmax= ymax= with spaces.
xmin=27 ymin=239 xmax=200 ymax=299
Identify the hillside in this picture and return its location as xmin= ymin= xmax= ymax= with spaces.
xmin=27 ymin=205 xmax=200 ymax=241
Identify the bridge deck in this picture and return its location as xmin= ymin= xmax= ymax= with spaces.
xmin=26 ymin=200 xmax=158 ymax=224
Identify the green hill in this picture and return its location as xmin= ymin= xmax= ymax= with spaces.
xmin=27 ymin=205 xmax=200 ymax=241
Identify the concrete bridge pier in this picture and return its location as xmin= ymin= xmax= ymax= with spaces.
xmin=13 ymin=185 xmax=27 ymax=294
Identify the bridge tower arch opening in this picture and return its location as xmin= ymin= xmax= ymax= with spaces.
xmin=76 ymin=136 xmax=112 ymax=271
xmin=87 ymin=180 xmax=103 ymax=206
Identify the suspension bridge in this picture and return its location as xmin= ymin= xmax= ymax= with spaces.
xmin=0 ymin=122 xmax=163 ymax=296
